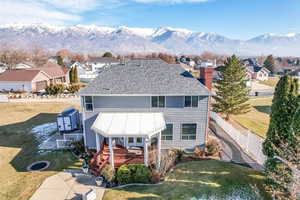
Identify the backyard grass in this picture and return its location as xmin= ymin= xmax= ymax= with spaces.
xmin=258 ymin=77 xmax=279 ymax=87
xmin=0 ymin=102 xmax=81 ymax=200
xmin=231 ymin=97 xmax=272 ymax=138
xmin=103 ymin=160 xmax=269 ymax=200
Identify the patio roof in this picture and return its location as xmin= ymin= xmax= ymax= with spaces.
xmin=91 ymin=112 xmax=166 ymax=137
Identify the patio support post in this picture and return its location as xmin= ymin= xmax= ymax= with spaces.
xmin=109 ymin=137 xmax=114 ymax=169
xmin=157 ymin=131 xmax=161 ymax=169
xmin=144 ymin=137 xmax=149 ymax=166
xmin=96 ymin=134 xmax=100 ymax=152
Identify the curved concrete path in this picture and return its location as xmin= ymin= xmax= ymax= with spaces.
xmin=210 ymin=121 xmax=264 ymax=171
xmin=30 ymin=170 xmax=105 ymax=200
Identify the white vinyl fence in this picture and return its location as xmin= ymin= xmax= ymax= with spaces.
xmin=56 ymin=133 xmax=83 ymax=149
xmin=210 ymin=112 xmax=267 ymax=165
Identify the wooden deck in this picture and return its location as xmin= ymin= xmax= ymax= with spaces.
xmin=90 ymin=144 xmax=147 ymax=176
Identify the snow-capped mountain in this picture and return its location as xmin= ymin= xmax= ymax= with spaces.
xmin=0 ymin=24 xmax=299 ymax=56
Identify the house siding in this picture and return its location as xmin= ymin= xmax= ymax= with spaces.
xmin=82 ymin=95 xmax=209 ymax=150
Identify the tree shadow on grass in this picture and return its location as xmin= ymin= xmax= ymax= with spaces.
xmin=0 ymin=113 xmax=78 ymax=172
xmin=254 ymin=106 xmax=271 ymax=115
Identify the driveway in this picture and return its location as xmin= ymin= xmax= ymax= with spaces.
xmin=30 ymin=170 xmax=105 ymax=200
xmin=210 ymin=121 xmax=264 ymax=171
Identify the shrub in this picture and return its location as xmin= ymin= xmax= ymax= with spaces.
xmin=101 ymin=164 xmax=115 ymax=183
xmin=156 ymin=149 xmax=177 ymax=176
xmin=205 ymin=139 xmax=221 ymax=156
xmin=71 ymin=139 xmax=85 ymax=156
xmin=150 ymin=170 xmax=161 ymax=183
xmin=45 ymin=84 xmax=65 ymax=95
xmin=174 ymin=149 xmax=184 ymax=163
xmin=116 ymin=164 xmax=151 ymax=185
xmin=67 ymin=84 xmax=81 ymax=93
xmin=194 ymin=146 xmax=205 ymax=157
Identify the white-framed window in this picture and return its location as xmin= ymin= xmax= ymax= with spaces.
xmin=181 ymin=123 xmax=197 ymax=140
xmin=161 ymin=124 xmax=173 ymax=140
xmin=151 ymin=96 xmax=165 ymax=108
xmin=84 ymin=96 xmax=93 ymax=111
xmin=184 ymin=96 xmax=198 ymax=107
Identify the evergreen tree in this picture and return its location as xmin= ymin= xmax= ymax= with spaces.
xmin=102 ymin=52 xmax=113 ymax=57
xmin=57 ymin=55 xmax=65 ymax=67
xmin=263 ymin=75 xmax=300 ymax=199
xmin=73 ymin=66 xmax=79 ymax=83
xmin=213 ymin=55 xmax=250 ymax=120
xmin=69 ymin=67 xmax=74 ymax=83
xmin=264 ymin=55 xmax=275 ymax=74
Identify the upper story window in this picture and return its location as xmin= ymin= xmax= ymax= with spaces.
xmin=181 ymin=123 xmax=197 ymax=140
xmin=84 ymin=96 xmax=93 ymax=111
xmin=151 ymin=96 xmax=165 ymax=108
xmin=184 ymin=96 xmax=198 ymax=107
xmin=161 ymin=124 xmax=173 ymax=140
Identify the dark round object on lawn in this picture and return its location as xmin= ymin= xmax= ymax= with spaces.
xmin=27 ymin=161 xmax=50 ymax=171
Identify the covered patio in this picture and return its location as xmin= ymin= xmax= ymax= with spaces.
xmin=90 ymin=112 xmax=166 ymax=171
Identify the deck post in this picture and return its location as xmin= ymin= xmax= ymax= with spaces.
xmin=157 ymin=131 xmax=161 ymax=169
xmin=109 ymin=137 xmax=114 ymax=169
xmin=96 ymin=134 xmax=100 ymax=152
xmin=144 ymin=137 xmax=149 ymax=166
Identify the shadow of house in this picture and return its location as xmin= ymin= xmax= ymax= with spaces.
xmin=0 ymin=113 xmax=77 ymax=172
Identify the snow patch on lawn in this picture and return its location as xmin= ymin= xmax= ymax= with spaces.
xmin=191 ymin=186 xmax=262 ymax=200
xmin=31 ymin=122 xmax=58 ymax=149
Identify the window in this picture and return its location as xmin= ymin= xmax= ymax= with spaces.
xmin=151 ymin=96 xmax=165 ymax=108
xmin=161 ymin=124 xmax=173 ymax=140
xmin=184 ymin=96 xmax=198 ymax=107
xmin=128 ymin=137 xmax=134 ymax=144
xmin=181 ymin=123 xmax=197 ymax=140
xmin=85 ymin=96 xmax=93 ymax=111
xmin=136 ymin=137 xmax=143 ymax=144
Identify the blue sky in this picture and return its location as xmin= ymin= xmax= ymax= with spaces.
xmin=1 ymin=0 xmax=299 ymax=39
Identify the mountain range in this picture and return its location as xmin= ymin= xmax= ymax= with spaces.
xmin=0 ymin=24 xmax=299 ymax=56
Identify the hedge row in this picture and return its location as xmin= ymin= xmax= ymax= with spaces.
xmin=116 ymin=164 xmax=151 ymax=185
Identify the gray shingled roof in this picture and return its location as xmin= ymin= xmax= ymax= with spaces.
xmin=79 ymin=59 xmax=210 ymax=96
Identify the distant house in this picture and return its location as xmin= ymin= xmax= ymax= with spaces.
xmin=0 ymin=62 xmax=7 ymax=74
xmin=86 ymin=57 xmax=120 ymax=73
xmin=0 ymin=69 xmax=51 ymax=92
xmin=15 ymin=62 xmax=34 ymax=69
xmin=197 ymin=60 xmax=217 ymax=68
xmin=28 ymin=62 xmax=70 ymax=84
xmin=243 ymin=58 xmax=269 ymax=81
xmin=177 ymin=56 xmax=196 ymax=67
xmin=289 ymin=68 xmax=300 ymax=77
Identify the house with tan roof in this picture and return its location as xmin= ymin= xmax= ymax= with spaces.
xmin=0 ymin=62 xmax=70 ymax=92
xmin=0 ymin=69 xmax=51 ymax=92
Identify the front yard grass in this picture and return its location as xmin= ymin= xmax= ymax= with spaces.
xmin=231 ymin=97 xmax=272 ymax=138
xmin=0 ymin=102 xmax=81 ymax=200
xmin=103 ymin=160 xmax=269 ymax=200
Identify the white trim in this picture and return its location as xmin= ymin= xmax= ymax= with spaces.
xmin=161 ymin=123 xmax=173 ymax=141
xmin=81 ymin=97 xmax=87 ymax=147
xmin=109 ymin=137 xmax=114 ymax=169
xmin=79 ymin=93 xmax=211 ymax=97
xmin=180 ymin=122 xmax=198 ymax=141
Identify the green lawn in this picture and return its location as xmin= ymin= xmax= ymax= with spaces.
xmin=103 ymin=160 xmax=269 ymax=200
xmin=258 ymin=77 xmax=279 ymax=87
xmin=231 ymin=97 xmax=272 ymax=138
xmin=0 ymin=102 xmax=81 ymax=200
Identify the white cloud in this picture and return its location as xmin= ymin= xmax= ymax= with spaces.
xmin=134 ymin=0 xmax=210 ymax=3
xmin=0 ymin=0 xmax=81 ymax=25
xmin=41 ymin=0 xmax=125 ymax=13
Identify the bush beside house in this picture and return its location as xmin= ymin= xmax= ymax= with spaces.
xmin=117 ymin=164 xmax=151 ymax=185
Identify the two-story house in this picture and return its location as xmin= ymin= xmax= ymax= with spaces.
xmin=79 ymin=59 xmax=212 ymax=172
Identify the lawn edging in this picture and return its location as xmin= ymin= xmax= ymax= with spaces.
xmin=107 ymin=182 xmax=162 ymax=190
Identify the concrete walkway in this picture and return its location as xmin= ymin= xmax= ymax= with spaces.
xmin=30 ymin=170 xmax=105 ymax=200
xmin=210 ymin=121 xmax=264 ymax=171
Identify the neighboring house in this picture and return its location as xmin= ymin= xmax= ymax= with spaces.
xmin=0 ymin=62 xmax=7 ymax=74
xmin=243 ymin=58 xmax=269 ymax=81
xmin=246 ymin=66 xmax=270 ymax=81
xmin=0 ymin=69 xmax=51 ymax=92
xmin=28 ymin=62 xmax=70 ymax=84
xmin=86 ymin=57 xmax=120 ymax=73
xmin=177 ymin=56 xmax=195 ymax=67
xmin=79 ymin=59 xmax=212 ymax=171
xmin=197 ymin=60 xmax=217 ymax=68
xmin=15 ymin=62 xmax=34 ymax=69
xmin=289 ymin=68 xmax=300 ymax=77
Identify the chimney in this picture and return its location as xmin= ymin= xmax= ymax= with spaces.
xmin=199 ymin=66 xmax=214 ymax=90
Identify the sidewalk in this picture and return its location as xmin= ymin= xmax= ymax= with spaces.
xmin=30 ymin=170 xmax=105 ymax=200
xmin=210 ymin=121 xmax=264 ymax=171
